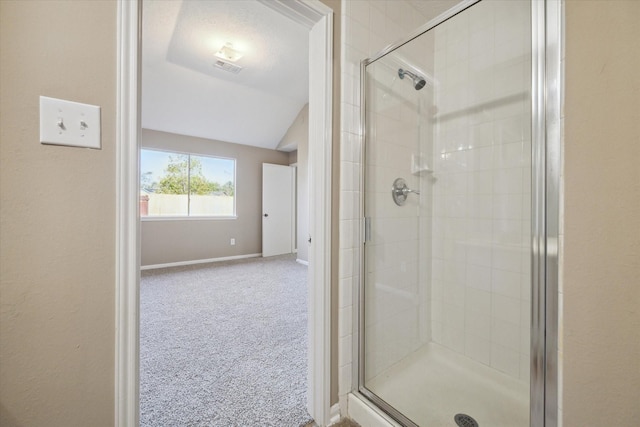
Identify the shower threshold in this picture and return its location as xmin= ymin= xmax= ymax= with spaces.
xmin=366 ymin=343 xmax=529 ymax=426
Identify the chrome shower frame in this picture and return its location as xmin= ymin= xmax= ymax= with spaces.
xmin=354 ymin=0 xmax=562 ymax=426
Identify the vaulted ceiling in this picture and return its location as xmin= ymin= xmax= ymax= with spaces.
xmin=142 ymin=0 xmax=309 ymax=150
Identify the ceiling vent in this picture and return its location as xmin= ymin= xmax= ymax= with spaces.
xmin=213 ymin=59 xmax=243 ymax=74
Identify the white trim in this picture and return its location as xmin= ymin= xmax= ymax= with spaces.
xmin=141 ymin=216 xmax=237 ymax=221
xmin=115 ymin=1 xmax=333 ymax=426
xmin=115 ymin=0 xmax=140 ymax=426
xmin=296 ymin=258 xmax=309 ymax=266
xmin=329 ymin=403 xmax=341 ymax=425
xmin=141 ymin=253 xmax=262 ymax=271
xmin=307 ymin=7 xmax=333 ymax=426
xmin=291 ymin=164 xmax=297 ymax=254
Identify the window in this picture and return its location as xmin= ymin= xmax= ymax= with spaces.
xmin=140 ymin=149 xmax=235 ymax=218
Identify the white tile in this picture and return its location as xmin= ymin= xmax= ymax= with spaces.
xmin=339 ymin=363 xmax=352 ymax=395
xmin=339 ymin=277 xmax=353 ymax=309
xmin=369 ymin=4 xmax=386 ymax=39
xmin=339 ymin=306 xmax=353 ymax=338
xmin=494 ymin=140 xmax=529 ymax=169
xmin=493 ymin=218 xmax=523 ymax=245
xmin=520 ymin=318 xmax=531 ymax=355
xmin=465 ymin=333 xmax=491 ymax=365
xmin=493 ymin=194 xmax=523 ymax=220
xmin=466 ymin=287 xmax=491 ymax=315
xmin=466 ymin=264 xmax=492 ymax=292
xmin=520 ymin=273 xmax=531 ymax=301
xmin=467 ymin=243 xmax=492 ymax=267
xmin=443 ymin=283 xmax=466 ymax=309
xmin=491 ymin=317 xmax=520 ymax=351
xmin=492 ymin=269 xmax=521 ymax=299
xmin=431 ymin=299 xmax=443 ymax=323
xmin=431 ymin=320 xmax=443 ymax=343
xmin=467 ymin=194 xmax=493 ymax=219
xmin=339 ymin=219 xmax=355 ymax=249
xmin=349 ymin=0 xmax=370 ymax=27
xmin=348 ymin=19 xmax=369 ymax=53
xmin=491 ymin=343 xmax=520 ymax=377
xmin=339 ymin=190 xmax=358 ymax=220
xmin=468 ymin=169 xmax=493 ymax=195
xmin=467 ymin=218 xmax=493 ymax=241
xmin=465 ymin=311 xmax=491 ymax=340
xmin=468 ymin=146 xmax=494 ymax=171
xmin=340 ymin=248 xmax=354 ymax=279
xmin=492 ymin=245 xmax=523 ymax=272
xmin=442 ymin=324 xmax=465 ymax=353
xmin=519 ymin=353 xmax=531 ymax=383
xmin=385 ymin=0 xmax=403 ymax=25
xmin=339 ymin=334 xmax=353 ymax=366
xmin=493 ymin=167 xmax=523 ymax=194
xmin=492 ymin=294 xmax=521 ymax=325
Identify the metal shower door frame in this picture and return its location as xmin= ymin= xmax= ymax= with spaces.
xmin=354 ymin=0 xmax=562 ymax=426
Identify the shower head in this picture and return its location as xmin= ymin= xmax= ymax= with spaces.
xmin=398 ymin=68 xmax=427 ymax=91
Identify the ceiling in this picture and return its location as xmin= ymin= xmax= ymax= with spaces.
xmin=142 ymin=0 xmax=309 ymax=150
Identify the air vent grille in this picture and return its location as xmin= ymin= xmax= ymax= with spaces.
xmin=213 ymin=59 xmax=242 ymax=74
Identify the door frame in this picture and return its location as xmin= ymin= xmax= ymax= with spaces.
xmin=114 ymin=1 xmax=334 ymax=425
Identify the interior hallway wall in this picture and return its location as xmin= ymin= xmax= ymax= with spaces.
xmin=0 ymin=1 xmax=116 ymax=426
xmin=563 ymin=0 xmax=640 ymax=425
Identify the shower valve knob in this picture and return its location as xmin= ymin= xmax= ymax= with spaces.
xmin=391 ymin=177 xmax=420 ymax=206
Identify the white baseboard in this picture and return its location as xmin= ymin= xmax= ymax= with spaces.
xmin=296 ymin=258 xmax=309 ymax=266
xmin=329 ymin=403 xmax=341 ymax=425
xmin=141 ymin=253 xmax=262 ymax=270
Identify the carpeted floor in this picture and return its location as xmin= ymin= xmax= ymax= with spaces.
xmin=140 ymin=254 xmax=313 ymax=427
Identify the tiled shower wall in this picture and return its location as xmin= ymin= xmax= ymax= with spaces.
xmin=363 ymin=54 xmax=435 ymax=381
xmin=430 ymin=0 xmax=532 ymax=381
xmin=338 ymin=0 xmax=440 ymax=408
xmin=338 ymin=0 xmax=539 ymax=412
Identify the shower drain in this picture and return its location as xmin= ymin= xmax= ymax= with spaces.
xmin=454 ymin=413 xmax=479 ymax=427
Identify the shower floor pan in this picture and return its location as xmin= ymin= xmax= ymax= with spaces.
xmin=366 ymin=343 xmax=529 ymax=427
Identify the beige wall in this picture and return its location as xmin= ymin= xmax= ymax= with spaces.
xmin=141 ymin=129 xmax=290 ymax=266
xmin=0 ymin=1 xmax=116 ymax=426
xmin=563 ymin=1 xmax=640 ymax=425
xmin=9 ymin=2 xmax=636 ymax=426
xmin=278 ymin=104 xmax=310 ymax=262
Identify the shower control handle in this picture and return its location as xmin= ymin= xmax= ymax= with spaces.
xmin=392 ymin=177 xmax=420 ymax=206
xmin=401 ymin=187 xmax=420 ymax=196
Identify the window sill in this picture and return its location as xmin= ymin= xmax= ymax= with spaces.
xmin=141 ymin=216 xmax=237 ymax=222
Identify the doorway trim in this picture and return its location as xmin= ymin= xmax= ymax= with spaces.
xmin=115 ymin=1 xmax=334 ymax=426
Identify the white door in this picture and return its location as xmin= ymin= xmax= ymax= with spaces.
xmin=262 ymin=163 xmax=293 ymax=257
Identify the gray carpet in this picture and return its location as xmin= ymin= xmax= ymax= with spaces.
xmin=140 ymin=254 xmax=312 ymax=427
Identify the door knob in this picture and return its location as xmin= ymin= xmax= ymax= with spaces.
xmin=264 ymin=213 xmax=269 ymax=217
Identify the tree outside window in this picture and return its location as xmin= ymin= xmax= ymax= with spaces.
xmin=140 ymin=149 xmax=235 ymax=217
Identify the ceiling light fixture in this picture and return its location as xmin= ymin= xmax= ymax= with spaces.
xmin=215 ymin=43 xmax=243 ymax=63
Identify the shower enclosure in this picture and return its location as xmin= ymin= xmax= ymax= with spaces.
xmin=357 ymin=1 xmax=558 ymax=426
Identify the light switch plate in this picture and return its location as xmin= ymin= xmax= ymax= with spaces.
xmin=39 ymin=96 xmax=101 ymax=149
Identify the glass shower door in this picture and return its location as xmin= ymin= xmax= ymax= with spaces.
xmin=361 ymin=1 xmax=532 ymax=426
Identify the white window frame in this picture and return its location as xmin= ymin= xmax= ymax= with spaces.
xmin=140 ymin=148 xmax=237 ymax=220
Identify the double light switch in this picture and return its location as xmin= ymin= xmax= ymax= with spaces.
xmin=39 ymin=96 xmax=101 ymax=149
